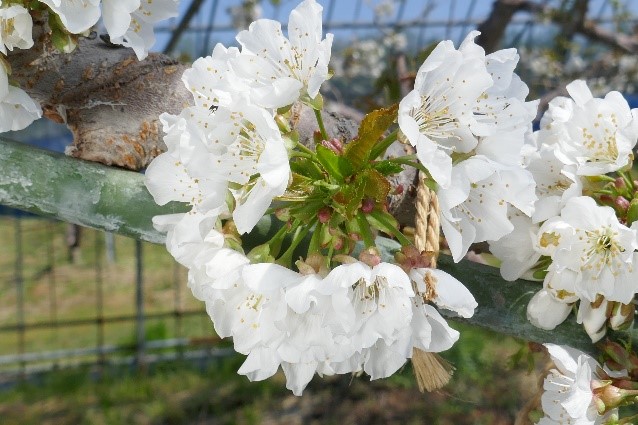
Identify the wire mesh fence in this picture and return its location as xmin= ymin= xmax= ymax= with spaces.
xmin=0 ymin=216 xmax=230 ymax=383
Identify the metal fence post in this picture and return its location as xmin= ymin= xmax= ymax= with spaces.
xmin=134 ymin=239 xmax=145 ymax=371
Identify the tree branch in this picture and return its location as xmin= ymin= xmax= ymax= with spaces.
xmin=3 ymin=136 xmax=630 ymax=354
xmin=476 ymin=0 xmax=638 ymax=55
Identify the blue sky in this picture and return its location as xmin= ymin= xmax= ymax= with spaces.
xmin=153 ymin=0 xmax=638 ymax=56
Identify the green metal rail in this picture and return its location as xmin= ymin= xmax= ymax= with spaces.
xmin=0 ymin=137 xmax=623 ymax=353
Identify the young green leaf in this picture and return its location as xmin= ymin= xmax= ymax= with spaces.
xmin=344 ymin=104 xmax=399 ymax=170
xmin=316 ymin=144 xmax=354 ymax=183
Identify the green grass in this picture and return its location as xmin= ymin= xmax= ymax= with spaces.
xmin=0 ymin=217 xmax=549 ymax=423
xmin=0 ymin=331 xmax=547 ymax=425
xmin=0 ymin=217 xmax=212 ymax=365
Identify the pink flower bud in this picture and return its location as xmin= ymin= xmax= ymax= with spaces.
xmin=349 ymin=232 xmax=361 ymax=241
xmin=318 ymin=207 xmax=331 ymax=223
xmin=359 ymin=248 xmax=381 ymax=267
xmin=320 ymin=137 xmax=344 ymax=155
xmin=615 ymin=196 xmax=630 ymax=212
xmin=361 ymin=198 xmax=375 ymax=213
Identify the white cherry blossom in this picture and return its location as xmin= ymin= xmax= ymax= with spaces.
xmin=39 ymin=0 xmax=102 ymax=34
xmin=232 ymin=0 xmax=333 ymax=109
xmin=527 ymin=289 xmax=573 ymax=331
xmin=102 ymin=0 xmax=140 ymax=39
xmin=0 ymin=70 xmax=41 ymax=132
xmin=489 ymin=211 xmax=541 ymax=281
xmin=577 ymin=298 xmax=609 ymax=343
xmin=539 ymin=344 xmax=614 ymax=424
xmin=144 ymin=108 xmax=229 ymax=213
xmin=438 ymin=156 xmax=536 ymax=262
xmin=549 ymin=80 xmax=638 ymax=176
xmin=536 ymin=196 xmax=638 ymax=304
xmin=205 ymin=99 xmax=291 ymax=234
xmin=108 ymin=0 xmax=179 ymax=60
xmin=398 ymin=31 xmax=536 ymax=188
xmin=182 ymin=44 xmax=244 ymax=109
xmin=0 ymin=5 xmax=33 ymax=54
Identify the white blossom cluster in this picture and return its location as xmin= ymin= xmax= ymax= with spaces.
xmin=155 ymin=209 xmax=476 ymax=395
xmin=490 ymin=80 xmax=638 ymax=343
xmin=398 ymin=31 xmax=539 ymax=262
xmin=144 ymin=0 xmax=479 ymax=395
xmin=538 ymin=344 xmax=621 ymax=425
xmin=40 ymin=0 xmax=179 ymax=59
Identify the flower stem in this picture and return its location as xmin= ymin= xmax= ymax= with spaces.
xmin=307 ymin=221 xmax=323 ymax=256
xmin=356 ymin=212 xmax=375 ymax=248
xmin=369 ymin=210 xmax=413 ymax=247
xmin=296 ymin=142 xmax=315 ymax=156
xmin=369 ymin=129 xmax=399 ymax=160
xmin=314 ymin=109 xmax=329 ymax=140
xmin=267 ymin=222 xmax=292 ymax=257
xmin=619 ymin=169 xmax=635 ymax=191
xmin=387 ymin=156 xmax=431 ymax=176
xmin=277 ymin=220 xmax=314 ymax=267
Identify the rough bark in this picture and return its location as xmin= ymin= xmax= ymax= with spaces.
xmin=8 ymin=19 xmax=191 ymax=170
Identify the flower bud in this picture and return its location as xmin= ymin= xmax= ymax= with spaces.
xmin=274 ymin=114 xmax=291 ymax=133
xmin=593 ymin=382 xmax=632 ymax=411
xmin=609 ymin=302 xmax=634 ymax=331
xmin=614 ymin=177 xmax=627 ymax=190
xmin=361 ymin=198 xmax=375 ymax=213
xmin=320 ymin=137 xmax=344 ymax=155
xmin=296 ymin=253 xmax=329 ymax=276
xmin=577 ymin=297 xmax=609 ymax=343
xmin=318 ymin=207 xmax=331 ymax=223
xmin=359 ymin=247 xmax=381 ymax=267
xmin=614 ymin=196 xmax=630 ymax=212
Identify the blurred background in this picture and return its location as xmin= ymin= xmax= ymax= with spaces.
xmin=2 ymin=0 xmax=638 ymax=423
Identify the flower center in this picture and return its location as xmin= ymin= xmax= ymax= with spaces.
xmin=412 ymin=95 xmax=461 ymax=143
xmin=581 ymin=227 xmax=625 ymax=276
xmin=581 ymin=113 xmax=620 ymax=163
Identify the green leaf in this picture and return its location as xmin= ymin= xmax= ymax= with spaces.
xmin=316 ymin=145 xmax=354 ymax=183
xmin=627 ymin=198 xmax=638 ymax=226
xmin=373 ymin=160 xmax=404 ymax=176
xmin=279 ymin=172 xmax=314 ymax=201
xmin=247 ymin=243 xmax=275 ymax=263
xmin=333 ymin=176 xmax=365 ymax=219
xmin=344 ymin=104 xmax=399 ymax=171
xmin=366 ymin=210 xmax=400 ymax=235
xmin=290 ymin=158 xmax=323 ymax=180
xmin=363 ymin=169 xmax=391 ymax=202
